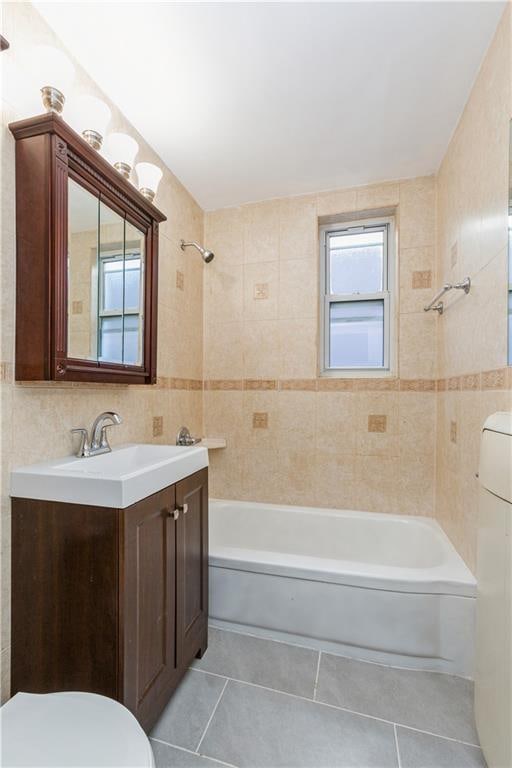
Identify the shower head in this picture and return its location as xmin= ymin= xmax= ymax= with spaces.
xmin=180 ymin=239 xmax=215 ymax=263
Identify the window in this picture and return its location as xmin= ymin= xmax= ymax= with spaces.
xmin=98 ymin=250 xmax=142 ymax=365
xmin=320 ymin=218 xmax=394 ymax=375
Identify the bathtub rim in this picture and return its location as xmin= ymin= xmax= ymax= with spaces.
xmin=209 ymin=498 xmax=477 ymax=598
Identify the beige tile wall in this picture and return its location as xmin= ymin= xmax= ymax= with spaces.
xmin=0 ymin=3 xmax=204 ymax=702
xmin=435 ymin=5 xmax=512 ymax=570
xmin=203 ymin=177 xmax=438 ymax=516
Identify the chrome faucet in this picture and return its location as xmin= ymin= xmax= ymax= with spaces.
xmin=71 ymin=411 xmax=123 ymax=458
xmin=176 ymin=426 xmax=200 ymax=446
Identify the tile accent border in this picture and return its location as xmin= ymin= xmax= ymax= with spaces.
xmin=203 ymin=368 xmax=512 ymax=392
xmin=437 ymin=367 xmax=512 ymax=392
xmin=2 ymin=362 xmax=511 ymax=392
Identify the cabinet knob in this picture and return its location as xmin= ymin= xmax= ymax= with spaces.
xmin=168 ymin=509 xmax=179 ymax=521
xmin=180 ymin=503 xmax=189 ymax=515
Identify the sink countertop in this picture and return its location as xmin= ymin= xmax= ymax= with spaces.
xmin=10 ymin=443 xmax=209 ymax=509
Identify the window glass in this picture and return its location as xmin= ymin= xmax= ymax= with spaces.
xmin=102 ymin=259 xmax=124 ymax=312
xmin=329 ymin=230 xmax=384 ymax=294
xmin=99 ymin=316 xmax=123 ymax=363
xmin=329 ymin=300 xmax=385 ymax=369
xmin=124 ymin=258 xmax=141 ymax=310
xmin=123 ymin=315 xmax=140 ymax=365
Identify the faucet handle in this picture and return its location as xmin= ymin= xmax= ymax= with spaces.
xmin=71 ymin=427 xmax=90 ymax=458
xmin=98 ymin=423 xmax=117 ymax=449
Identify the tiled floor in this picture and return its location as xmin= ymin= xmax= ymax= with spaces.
xmin=150 ymin=628 xmax=486 ymax=768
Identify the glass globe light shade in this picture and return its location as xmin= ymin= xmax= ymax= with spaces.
xmin=68 ymin=95 xmax=112 ymax=150
xmin=33 ymin=45 xmax=75 ymax=114
xmin=136 ymin=162 xmax=163 ymax=202
xmin=106 ymin=132 xmax=139 ymax=179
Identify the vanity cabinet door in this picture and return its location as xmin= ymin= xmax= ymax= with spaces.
xmin=176 ymin=469 xmax=209 ymax=665
xmin=121 ymin=485 xmax=179 ymax=726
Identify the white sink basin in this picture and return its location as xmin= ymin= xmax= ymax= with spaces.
xmin=10 ymin=443 xmax=209 ymax=508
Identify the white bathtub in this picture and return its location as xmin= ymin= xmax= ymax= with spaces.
xmin=208 ymin=500 xmax=477 ymax=677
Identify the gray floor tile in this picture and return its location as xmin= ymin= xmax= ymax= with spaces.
xmin=151 ymin=670 xmax=227 ymax=752
xmin=199 ymin=680 xmax=398 ymax=768
xmin=193 ymin=628 xmax=319 ymax=697
xmin=151 ymin=740 xmax=233 ymax=768
xmin=396 ymin=728 xmax=487 ymax=768
xmin=316 ymin=654 xmax=478 ymax=744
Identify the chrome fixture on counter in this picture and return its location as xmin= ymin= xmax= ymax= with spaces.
xmin=176 ymin=426 xmax=201 ymax=446
xmin=424 ymin=276 xmax=471 ymax=315
xmin=180 ymin=239 xmax=215 ymax=263
xmin=71 ymin=411 xmax=123 ymax=457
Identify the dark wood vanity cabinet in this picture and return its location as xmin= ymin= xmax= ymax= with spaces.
xmin=11 ymin=468 xmax=208 ymax=731
xmin=9 ymin=112 xmax=166 ymax=384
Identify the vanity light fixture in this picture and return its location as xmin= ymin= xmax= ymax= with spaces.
xmin=70 ymin=94 xmax=111 ymax=150
xmin=136 ymin=162 xmax=163 ymax=202
xmin=35 ymin=45 xmax=75 ymax=115
xmin=106 ymin=132 xmax=139 ymax=179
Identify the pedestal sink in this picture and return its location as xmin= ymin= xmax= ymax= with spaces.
xmin=10 ymin=443 xmax=208 ymax=508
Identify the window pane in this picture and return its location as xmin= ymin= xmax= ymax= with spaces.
xmin=99 ymin=316 xmax=123 ymax=363
xmin=123 ymin=315 xmax=140 ymax=365
xmin=102 ymin=260 xmax=124 ymax=311
xmin=124 ymin=258 xmax=141 ymax=310
xmin=329 ymin=230 xmax=384 ymax=294
xmin=329 ymin=300 xmax=384 ymax=368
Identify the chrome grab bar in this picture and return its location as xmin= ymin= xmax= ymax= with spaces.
xmin=424 ymin=276 xmax=471 ymax=315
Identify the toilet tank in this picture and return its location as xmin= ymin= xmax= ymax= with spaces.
xmin=475 ymin=412 xmax=512 ymax=768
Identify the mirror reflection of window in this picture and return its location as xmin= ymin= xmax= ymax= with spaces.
xmin=98 ymin=252 xmax=142 ymax=365
xmin=67 ymin=178 xmax=146 ymax=367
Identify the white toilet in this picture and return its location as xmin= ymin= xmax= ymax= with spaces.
xmin=0 ymin=691 xmax=155 ymax=767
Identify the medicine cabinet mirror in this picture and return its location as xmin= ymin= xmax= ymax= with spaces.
xmin=10 ymin=112 xmax=166 ymax=384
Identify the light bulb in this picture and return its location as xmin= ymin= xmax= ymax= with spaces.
xmin=136 ymin=162 xmax=163 ymax=203
xmin=67 ymin=95 xmax=111 ymax=150
xmin=33 ymin=45 xmax=75 ymax=114
xmin=106 ymin=132 xmax=139 ymax=179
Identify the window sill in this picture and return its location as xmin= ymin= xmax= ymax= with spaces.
xmin=319 ymin=369 xmax=396 ymax=379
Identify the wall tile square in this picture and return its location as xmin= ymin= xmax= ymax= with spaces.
xmin=252 ymin=412 xmax=269 ymax=429
xmin=368 ymin=415 xmax=387 ymax=433
xmin=243 ymin=262 xmax=278 ymax=320
xmin=412 ymin=270 xmax=432 ymax=289
xmin=152 ymin=416 xmax=163 ymax=437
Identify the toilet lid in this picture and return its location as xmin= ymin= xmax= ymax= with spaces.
xmin=0 ymin=692 xmax=155 ymax=767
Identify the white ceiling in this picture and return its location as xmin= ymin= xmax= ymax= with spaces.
xmin=35 ymin=1 xmax=505 ymax=210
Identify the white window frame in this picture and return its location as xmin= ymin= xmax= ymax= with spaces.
xmin=319 ymin=216 xmax=396 ymax=377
